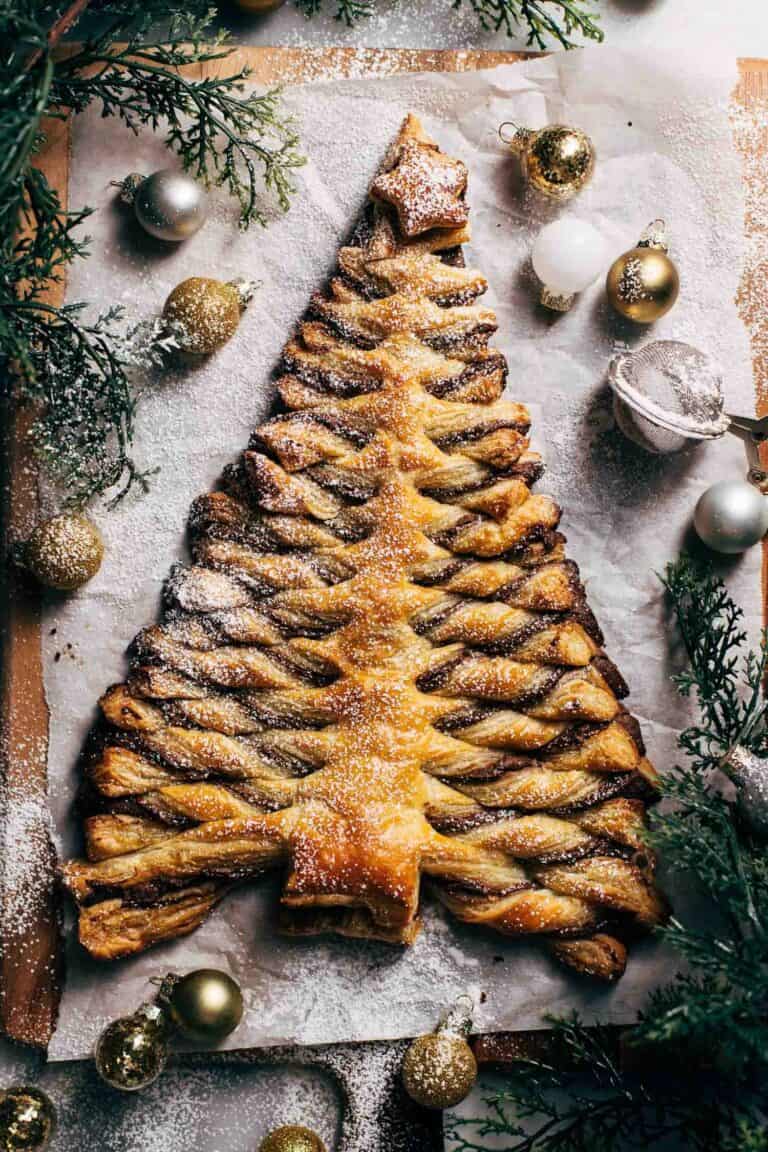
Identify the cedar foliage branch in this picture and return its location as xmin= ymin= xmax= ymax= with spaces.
xmin=447 ymin=555 xmax=768 ymax=1151
xmin=295 ymin=0 xmax=603 ymax=49
xmin=1 ymin=0 xmax=304 ymax=507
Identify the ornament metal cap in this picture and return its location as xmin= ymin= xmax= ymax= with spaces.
xmin=438 ymin=994 xmax=474 ymax=1039
xmin=112 ymin=173 xmax=146 ymax=206
xmin=539 ymin=284 xmax=576 ymax=312
xmin=498 ymin=121 xmax=535 ymax=153
xmin=637 ymin=218 xmax=670 ymax=252
xmin=228 ymin=277 xmax=262 ymax=310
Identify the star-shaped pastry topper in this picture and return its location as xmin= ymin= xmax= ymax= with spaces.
xmin=371 ymin=140 xmax=469 ymax=238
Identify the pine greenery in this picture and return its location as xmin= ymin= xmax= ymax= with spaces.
xmin=447 ymin=556 xmax=768 ymax=1151
xmin=1 ymin=1 xmax=304 ymax=507
xmin=294 ymin=0 xmax=603 ymax=49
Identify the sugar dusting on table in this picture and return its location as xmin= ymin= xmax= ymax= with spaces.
xmin=35 ymin=49 xmax=763 ymax=1085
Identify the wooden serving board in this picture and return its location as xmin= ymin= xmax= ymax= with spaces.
xmin=2 ymin=48 xmax=767 ymax=1097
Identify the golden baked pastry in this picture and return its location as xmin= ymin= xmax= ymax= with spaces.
xmin=63 ymin=115 xmax=665 ymax=980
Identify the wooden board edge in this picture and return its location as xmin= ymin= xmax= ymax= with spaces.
xmin=0 ymin=114 xmax=70 ymax=1048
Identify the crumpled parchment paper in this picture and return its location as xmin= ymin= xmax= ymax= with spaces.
xmin=44 ymin=46 xmax=761 ymax=1061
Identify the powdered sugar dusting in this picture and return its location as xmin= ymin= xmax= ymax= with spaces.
xmin=1 ymin=775 xmax=54 ymax=941
xmin=41 ymin=48 xmax=762 ymax=1069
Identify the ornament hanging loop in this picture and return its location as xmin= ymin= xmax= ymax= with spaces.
xmin=110 ymin=173 xmax=145 ymax=205
xmin=498 ymin=121 xmax=520 ymax=145
xmin=498 ymin=121 xmax=533 ymax=152
xmin=638 ymin=218 xmax=670 ymax=252
xmin=440 ymin=994 xmax=474 ymax=1038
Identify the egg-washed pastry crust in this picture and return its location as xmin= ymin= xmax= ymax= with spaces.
xmin=63 ymin=115 xmax=666 ymax=981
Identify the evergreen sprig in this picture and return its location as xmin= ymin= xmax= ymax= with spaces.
xmin=454 ymin=0 xmax=602 ymax=49
xmin=294 ymin=0 xmax=373 ymax=26
xmin=51 ymin=8 xmax=304 ymax=226
xmin=448 ymin=555 xmax=768 ymax=1151
xmin=1 ymin=0 xmax=304 ymax=507
xmin=661 ymin=557 xmax=768 ymax=769
xmin=293 ymin=0 xmax=603 ymax=48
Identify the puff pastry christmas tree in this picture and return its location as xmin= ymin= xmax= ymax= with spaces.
xmin=64 ymin=115 xmax=665 ymax=981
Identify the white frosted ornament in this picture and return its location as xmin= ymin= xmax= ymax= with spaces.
xmin=531 ymin=218 xmax=608 ymax=311
xmin=693 ymin=481 xmax=768 ymax=554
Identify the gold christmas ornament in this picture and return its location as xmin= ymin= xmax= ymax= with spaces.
xmin=606 ymin=220 xmax=680 ymax=323
xmin=500 ymin=122 xmax=595 ymax=200
xmin=401 ymin=998 xmax=477 ymax=1110
xmin=0 ymin=1087 xmax=55 ymax=1152
xmin=161 ymin=969 xmax=243 ymax=1042
xmin=94 ymin=1005 xmax=169 ymax=1091
xmin=163 ymin=276 xmax=258 ymax=356
xmin=257 ymin=1125 xmax=326 ymax=1152
xmin=24 ymin=514 xmax=103 ymax=591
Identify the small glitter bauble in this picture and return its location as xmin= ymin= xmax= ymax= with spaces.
xmin=693 ymin=480 xmax=768 ymax=554
xmin=258 ymin=1125 xmax=326 ymax=1152
xmin=163 ymin=277 xmax=257 ymax=356
xmin=0 ymin=1087 xmax=55 ymax=1151
xmin=231 ymin=0 xmax=286 ymax=11
xmin=402 ymin=1034 xmax=477 ymax=1110
xmin=94 ymin=1005 xmax=169 ymax=1091
xmin=504 ymin=123 xmax=595 ymax=200
xmin=115 ymin=170 xmax=208 ymax=242
xmin=24 ymin=514 xmax=103 ymax=591
xmin=606 ymin=220 xmax=680 ymax=323
xmin=163 ymin=969 xmax=243 ymax=1042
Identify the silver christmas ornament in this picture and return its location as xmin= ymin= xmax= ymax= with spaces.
xmin=693 ymin=480 xmax=768 ymax=554
xmin=115 ymin=170 xmax=208 ymax=242
xmin=722 ymin=745 xmax=768 ymax=838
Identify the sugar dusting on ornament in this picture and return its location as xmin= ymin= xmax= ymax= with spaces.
xmin=401 ymin=996 xmax=477 ymax=1110
xmin=606 ymin=220 xmax=680 ymax=323
xmin=162 ymin=277 xmax=259 ymax=356
xmin=24 ymin=515 xmax=104 ymax=591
